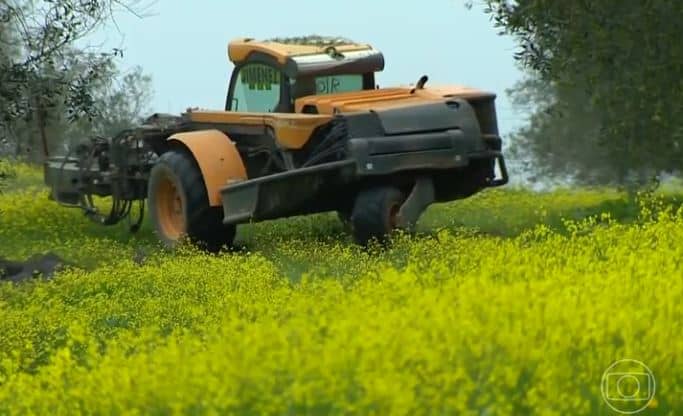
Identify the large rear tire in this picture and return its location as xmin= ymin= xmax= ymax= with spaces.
xmin=147 ymin=149 xmax=236 ymax=252
xmin=351 ymin=186 xmax=408 ymax=245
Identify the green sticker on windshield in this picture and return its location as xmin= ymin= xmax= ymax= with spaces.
xmin=241 ymin=64 xmax=281 ymax=91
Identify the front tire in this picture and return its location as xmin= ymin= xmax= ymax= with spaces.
xmin=350 ymin=186 xmax=408 ymax=245
xmin=147 ymin=149 xmax=236 ymax=252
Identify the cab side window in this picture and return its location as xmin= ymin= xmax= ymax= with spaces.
xmin=315 ymin=74 xmax=363 ymax=94
xmin=289 ymin=74 xmax=364 ymax=101
xmin=230 ymin=63 xmax=282 ymax=112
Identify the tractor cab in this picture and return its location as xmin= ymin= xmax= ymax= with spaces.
xmin=224 ymin=37 xmax=385 ymax=113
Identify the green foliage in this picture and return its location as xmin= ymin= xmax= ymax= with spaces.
xmin=1 ymin=178 xmax=683 ymax=414
xmin=0 ymin=0 xmax=152 ymax=161
xmin=1 ymin=1 xmax=119 ymax=124
xmin=0 ymin=160 xmax=16 ymax=193
xmin=506 ymin=74 xmax=607 ymax=185
xmin=0 ymin=161 xmax=44 ymax=195
xmin=3 ymin=61 xmax=153 ymax=161
xmin=484 ymin=1 xmax=683 ymax=186
xmin=92 ymin=66 xmax=154 ymax=137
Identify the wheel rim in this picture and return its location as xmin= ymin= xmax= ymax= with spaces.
xmin=155 ymin=173 xmax=186 ymax=240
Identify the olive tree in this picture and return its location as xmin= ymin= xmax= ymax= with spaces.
xmin=479 ymin=0 xmax=683 ymax=186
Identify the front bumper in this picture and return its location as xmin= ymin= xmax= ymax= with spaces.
xmin=345 ymin=129 xmax=509 ymax=187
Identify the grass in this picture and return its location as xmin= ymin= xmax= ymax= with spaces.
xmin=1 ymin=164 xmax=682 ymax=415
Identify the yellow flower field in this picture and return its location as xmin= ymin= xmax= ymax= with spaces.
xmin=1 ymin=173 xmax=682 ymax=415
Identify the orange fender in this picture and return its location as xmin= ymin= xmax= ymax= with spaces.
xmin=167 ymin=130 xmax=247 ymax=206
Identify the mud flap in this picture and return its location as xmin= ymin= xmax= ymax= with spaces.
xmin=396 ymin=176 xmax=435 ymax=229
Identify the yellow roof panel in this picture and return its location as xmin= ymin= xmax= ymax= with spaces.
xmin=228 ymin=37 xmax=374 ymax=64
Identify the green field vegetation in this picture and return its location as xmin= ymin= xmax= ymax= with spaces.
xmin=1 ymin=165 xmax=683 ymax=414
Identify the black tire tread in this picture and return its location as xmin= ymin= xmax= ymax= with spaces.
xmin=148 ymin=149 xmax=235 ymax=251
xmin=351 ymin=186 xmax=406 ymax=245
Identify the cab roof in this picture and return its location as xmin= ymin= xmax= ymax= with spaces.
xmin=227 ymin=37 xmax=385 ymax=78
xmin=228 ymin=37 xmax=374 ymax=64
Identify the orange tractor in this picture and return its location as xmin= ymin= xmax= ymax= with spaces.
xmin=44 ymin=37 xmax=508 ymax=249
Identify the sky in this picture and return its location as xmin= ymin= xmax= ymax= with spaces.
xmin=89 ymin=0 xmax=525 ymax=137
